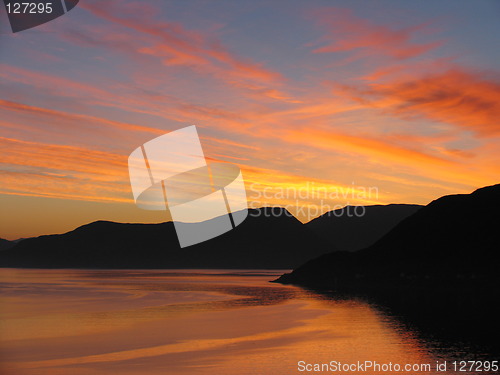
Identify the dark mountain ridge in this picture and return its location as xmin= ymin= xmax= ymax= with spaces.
xmin=0 ymin=238 xmax=15 ymax=251
xmin=276 ymin=184 xmax=500 ymax=286
xmin=0 ymin=207 xmax=332 ymax=269
xmin=306 ymin=204 xmax=422 ymax=251
xmin=0 ymin=203 xmax=423 ymax=269
xmin=275 ymin=184 xmax=500 ymax=350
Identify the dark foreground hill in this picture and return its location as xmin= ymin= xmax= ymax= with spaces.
xmin=275 ymin=184 xmax=500 ymax=350
xmin=306 ymin=204 xmax=422 ymax=251
xmin=0 ymin=207 xmax=334 ymax=269
xmin=276 ymin=184 xmax=500 ymax=285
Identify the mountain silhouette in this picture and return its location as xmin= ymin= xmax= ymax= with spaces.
xmin=0 ymin=207 xmax=335 ymax=269
xmin=276 ymin=184 xmax=500 ymax=286
xmin=0 ymin=238 xmax=14 ymax=251
xmin=275 ymin=184 xmax=500 ymax=348
xmin=306 ymin=204 xmax=422 ymax=251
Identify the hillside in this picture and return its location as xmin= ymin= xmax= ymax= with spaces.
xmin=0 ymin=238 xmax=14 ymax=251
xmin=0 ymin=207 xmax=331 ymax=269
xmin=275 ymin=184 xmax=500 ymax=349
xmin=306 ymin=204 xmax=422 ymax=251
xmin=276 ymin=184 xmax=500 ymax=286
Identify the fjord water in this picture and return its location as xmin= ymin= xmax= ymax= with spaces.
xmin=0 ymin=269 xmax=491 ymax=374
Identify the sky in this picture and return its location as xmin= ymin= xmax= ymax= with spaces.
xmin=1 ymin=0 xmax=499 ymax=240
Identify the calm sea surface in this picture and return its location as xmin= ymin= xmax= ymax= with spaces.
xmin=0 ymin=269 xmax=494 ymax=374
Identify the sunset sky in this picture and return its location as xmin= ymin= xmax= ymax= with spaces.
xmin=1 ymin=0 xmax=499 ymax=240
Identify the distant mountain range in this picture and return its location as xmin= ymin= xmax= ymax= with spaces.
xmin=0 ymin=208 xmax=315 ymax=269
xmin=0 ymin=204 xmax=418 ymax=269
xmin=276 ymin=184 xmax=500 ymax=286
xmin=306 ymin=204 xmax=422 ymax=251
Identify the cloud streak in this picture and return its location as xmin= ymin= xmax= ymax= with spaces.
xmin=336 ymin=69 xmax=500 ymax=136
xmin=78 ymin=0 xmax=292 ymax=102
xmin=311 ymin=8 xmax=443 ymax=60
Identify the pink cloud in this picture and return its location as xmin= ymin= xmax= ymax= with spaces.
xmin=336 ymin=69 xmax=500 ymax=136
xmin=311 ymin=8 xmax=443 ymax=60
xmin=80 ymin=0 xmax=285 ymax=90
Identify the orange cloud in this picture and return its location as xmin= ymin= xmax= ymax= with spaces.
xmin=0 ymin=137 xmax=127 ymax=179
xmin=311 ymin=8 xmax=443 ymax=60
xmin=0 ymin=99 xmax=164 ymax=137
xmin=1 ymin=134 xmax=391 ymax=219
xmin=0 ymin=136 xmax=132 ymax=203
xmin=285 ymin=128 xmax=452 ymax=167
xmin=0 ymin=64 xmax=260 ymax=136
xmin=268 ymin=126 xmax=479 ymax=188
xmin=79 ymin=0 xmax=287 ymax=98
xmin=337 ymin=69 xmax=500 ymax=136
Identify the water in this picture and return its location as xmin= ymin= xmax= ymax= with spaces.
xmin=0 ymin=269 xmax=495 ymax=374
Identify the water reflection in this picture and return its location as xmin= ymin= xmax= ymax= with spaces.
xmin=0 ymin=269 xmax=495 ymax=374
